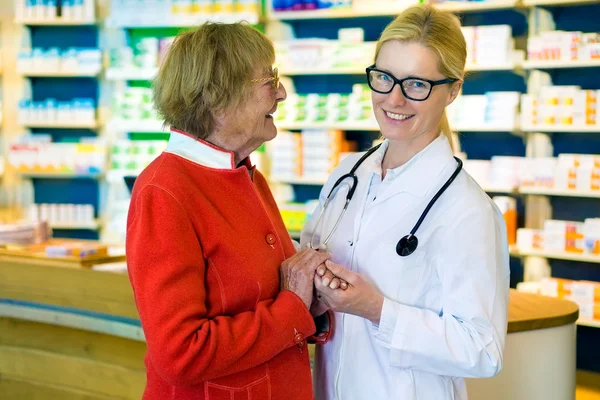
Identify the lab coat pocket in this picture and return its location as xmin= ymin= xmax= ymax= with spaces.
xmin=393 ymin=250 xmax=431 ymax=305
xmin=205 ymin=368 xmax=271 ymax=400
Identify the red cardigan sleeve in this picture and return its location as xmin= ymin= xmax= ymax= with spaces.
xmin=126 ymin=184 xmax=316 ymax=386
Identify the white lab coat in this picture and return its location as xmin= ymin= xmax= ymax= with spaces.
xmin=300 ymin=135 xmax=510 ymax=400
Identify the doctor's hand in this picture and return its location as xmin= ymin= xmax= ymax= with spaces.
xmin=310 ymin=263 xmax=349 ymax=317
xmin=314 ymin=260 xmax=384 ymax=325
xmin=280 ymin=249 xmax=331 ymax=310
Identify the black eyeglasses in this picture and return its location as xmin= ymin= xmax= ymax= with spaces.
xmin=366 ymin=65 xmax=457 ymax=101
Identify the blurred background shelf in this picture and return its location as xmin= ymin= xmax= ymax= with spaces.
xmin=579 ymin=319 xmax=600 ymax=329
xmin=20 ymin=121 xmax=99 ymax=129
xmin=512 ymin=248 xmax=600 ymax=264
xmin=15 ymin=18 xmax=97 ymax=25
xmin=521 ymin=125 xmax=600 ymax=133
xmin=50 ymin=220 xmax=101 ymax=230
xmin=523 ymin=0 xmax=600 ymax=6
xmin=277 ymin=121 xmax=379 ymax=131
xmin=105 ymin=67 xmax=158 ymax=81
xmin=271 ymin=177 xmax=327 ymax=185
xmin=524 ymin=60 xmax=600 ymax=70
xmin=18 ymin=70 xmax=101 ymax=77
xmin=16 ymin=172 xmax=104 ymax=180
xmin=519 ymin=187 xmax=600 ymax=198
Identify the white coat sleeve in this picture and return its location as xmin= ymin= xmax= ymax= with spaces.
xmin=373 ymin=200 xmax=510 ymax=378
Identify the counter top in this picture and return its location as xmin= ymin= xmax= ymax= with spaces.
xmin=508 ymin=289 xmax=579 ymax=333
xmin=0 ymin=256 xmax=580 ymax=334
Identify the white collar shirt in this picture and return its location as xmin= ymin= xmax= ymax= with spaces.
xmin=300 ymin=135 xmax=510 ymax=400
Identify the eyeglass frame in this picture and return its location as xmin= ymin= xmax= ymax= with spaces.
xmin=366 ymin=64 xmax=458 ymax=101
xmin=249 ymin=67 xmax=280 ymax=89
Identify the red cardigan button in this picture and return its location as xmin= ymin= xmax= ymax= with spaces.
xmin=266 ymin=233 xmax=276 ymax=245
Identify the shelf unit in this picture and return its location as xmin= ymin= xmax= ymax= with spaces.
xmin=50 ymin=220 xmax=101 ymax=230
xmin=267 ymin=0 xmax=521 ymax=20
xmin=277 ymin=121 xmax=379 ymax=131
xmin=521 ymin=125 xmax=600 ymax=133
xmin=523 ymin=0 xmax=600 ymax=6
xmin=579 ymin=319 xmax=600 ymax=329
xmin=105 ymin=67 xmax=158 ymax=81
xmin=511 ymin=248 xmax=600 ymax=264
xmin=107 ymin=118 xmax=167 ymax=133
xmin=16 ymin=172 xmax=103 ymax=179
xmin=18 ymin=70 xmax=102 ymax=78
xmin=15 ymin=18 xmax=97 ymax=26
xmin=519 ymin=187 xmax=600 ymax=198
xmin=281 ymin=62 xmax=521 ymax=76
xmin=20 ymin=121 xmax=99 ymax=129
xmin=13 ymin=5 xmax=104 ymax=241
xmin=524 ymin=59 xmax=600 ymax=70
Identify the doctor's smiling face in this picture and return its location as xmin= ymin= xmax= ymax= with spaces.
xmin=370 ymin=40 xmax=462 ymax=149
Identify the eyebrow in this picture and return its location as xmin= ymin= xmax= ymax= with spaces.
xmin=374 ymin=66 xmax=430 ymax=82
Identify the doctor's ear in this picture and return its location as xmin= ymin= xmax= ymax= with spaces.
xmin=446 ymin=80 xmax=463 ymax=106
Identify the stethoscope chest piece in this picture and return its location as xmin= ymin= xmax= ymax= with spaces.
xmin=396 ymin=234 xmax=418 ymax=257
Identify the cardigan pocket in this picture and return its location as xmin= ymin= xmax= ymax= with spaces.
xmin=205 ymin=374 xmax=271 ymax=400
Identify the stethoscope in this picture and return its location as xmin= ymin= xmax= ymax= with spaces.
xmin=309 ymin=143 xmax=463 ymax=256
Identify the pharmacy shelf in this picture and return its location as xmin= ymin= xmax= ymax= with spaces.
xmin=267 ymin=7 xmax=400 ymax=20
xmin=107 ymin=13 xmax=258 ymax=28
xmin=519 ymin=187 xmax=600 ymax=198
xmin=105 ymin=67 xmax=158 ymax=81
xmin=282 ymin=67 xmax=364 ymax=76
xmin=271 ymin=177 xmax=327 ymax=186
xmin=50 ymin=220 xmax=101 ymax=230
xmin=17 ymin=172 xmax=103 ymax=179
xmin=18 ymin=70 xmax=101 ymax=78
xmin=21 ymin=121 xmax=99 ymax=129
xmin=433 ymin=0 xmax=522 ymax=12
xmin=524 ymin=59 xmax=600 ymax=70
xmin=457 ymin=125 xmax=520 ymax=132
xmin=268 ymin=0 xmax=519 ymax=20
xmin=466 ymin=62 xmax=522 ymax=72
xmin=15 ymin=18 xmax=97 ymax=26
xmin=277 ymin=121 xmax=379 ymax=131
xmin=523 ymin=0 xmax=600 ymax=6
xmin=521 ymin=124 xmax=600 ymax=133
xmin=107 ymin=119 xmax=167 ymax=133
xmin=578 ymin=319 xmax=600 ymax=329
xmin=511 ymin=247 xmax=600 ymax=264
xmin=482 ymin=185 xmax=519 ymax=194
xmin=282 ymin=63 xmax=520 ymax=76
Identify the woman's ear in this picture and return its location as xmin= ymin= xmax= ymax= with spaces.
xmin=446 ymin=80 xmax=463 ymax=106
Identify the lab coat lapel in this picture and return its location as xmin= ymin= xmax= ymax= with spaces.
xmin=372 ymin=135 xmax=456 ymax=206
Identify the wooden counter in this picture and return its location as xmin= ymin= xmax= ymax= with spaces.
xmin=508 ymin=289 xmax=579 ymax=333
xmin=0 ymin=256 xmax=581 ymax=400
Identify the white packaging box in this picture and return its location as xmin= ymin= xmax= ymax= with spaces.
xmin=583 ymin=218 xmax=600 ymax=254
xmin=543 ymin=219 xmax=585 ymax=252
xmin=490 ymin=156 xmax=523 ymax=188
xmin=474 ymin=25 xmax=512 ymax=65
xmin=520 ymin=94 xmax=537 ymax=126
xmin=516 ymin=228 xmax=544 ymax=250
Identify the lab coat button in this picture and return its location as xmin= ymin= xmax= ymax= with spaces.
xmin=266 ymin=233 xmax=276 ymax=245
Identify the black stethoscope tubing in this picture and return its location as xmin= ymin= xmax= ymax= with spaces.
xmin=310 ymin=143 xmax=463 ymax=257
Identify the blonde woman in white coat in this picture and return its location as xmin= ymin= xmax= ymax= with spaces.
xmin=302 ymin=5 xmax=511 ymax=399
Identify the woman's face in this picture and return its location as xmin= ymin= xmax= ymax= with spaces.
xmin=218 ymin=66 xmax=287 ymax=157
xmin=371 ymin=40 xmax=461 ymax=145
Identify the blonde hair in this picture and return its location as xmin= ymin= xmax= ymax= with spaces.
xmin=153 ymin=22 xmax=275 ymax=139
xmin=375 ymin=4 xmax=466 ymax=150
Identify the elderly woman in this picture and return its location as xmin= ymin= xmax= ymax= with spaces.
xmin=126 ymin=22 xmax=333 ymax=400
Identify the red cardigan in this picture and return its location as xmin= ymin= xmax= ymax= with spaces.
xmin=126 ymin=131 xmax=317 ymax=400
